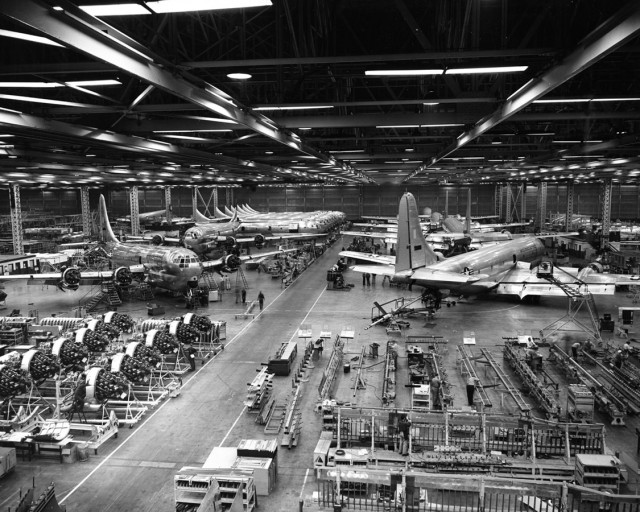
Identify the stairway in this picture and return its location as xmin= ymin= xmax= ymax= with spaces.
xmin=84 ymin=291 xmax=107 ymax=313
xmin=235 ymin=266 xmax=249 ymax=291
xmin=541 ymin=275 xmax=584 ymax=299
xmin=103 ymin=281 xmax=122 ymax=306
xmin=200 ymin=271 xmax=219 ymax=292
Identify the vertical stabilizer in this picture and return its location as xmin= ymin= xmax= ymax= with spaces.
xmin=465 ymin=188 xmax=471 ymax=234
xmin=395 ymin=193 xmax=439 ymax=273
xmin=194 ymin=209 xmax=211 ymax=223
xmin=99 ymin=194 xmax=118 ymax=244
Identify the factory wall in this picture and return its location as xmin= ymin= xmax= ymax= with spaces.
xmin=2 ymin=183 xmax=640 ymax=221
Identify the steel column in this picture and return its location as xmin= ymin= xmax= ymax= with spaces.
xmin=80 ymin=186 xmax=91 ymax=239
xmin=535 ymin=182 xmax=548 ymax=231
xmin=601 ymin=179 xmax=612 ymax=242
xmin=129 ymin=186 xmax=140 ymax=236
xmin=164 ymin=186 xmax=172 ymax=225
xmin=192 ymin=187 xmax=198 ymax=220
xmin=9 ymin=184 xmax=24 ymax=255
xmin=212 ymin=187 xmax=218 ymax=212
xmin=444 ymin=188 xmax=449 ymax=217
xmin=505 ymin=185 xmax=512 ymax=223
xmin=226 ymin=188 xmax=233 ymax=207
xmin=565 ymin=181 xmax=575 ymax=230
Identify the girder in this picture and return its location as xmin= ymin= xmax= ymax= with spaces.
xmin=407 ymin=1 xmax=640 ymax=181
xmin=80 ymin=186 xmax=91 ymax=238
xmin=129 ymin=186 xmax=140 ymax=237
xmin=9 ymin=184 xmax=24 ymax=256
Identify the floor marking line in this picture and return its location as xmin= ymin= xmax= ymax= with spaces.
xmin=218 ymin=405 xmax=247 ymax=447
xmin=59 ymin=269 xmax=320 ymax=503
xmin=299 ymin=467 xmax=310 ymax=500
xmin=285 ymin=286 xmax=327 ymax=344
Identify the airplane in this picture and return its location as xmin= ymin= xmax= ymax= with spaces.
xmin=0 ymin=195 xmax=243 ymax=293
xmin=340 ymin=192 xmax=638 ymax=304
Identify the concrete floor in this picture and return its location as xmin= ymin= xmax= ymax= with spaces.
xmin=1 ymin=236 xmax=640 ymax=511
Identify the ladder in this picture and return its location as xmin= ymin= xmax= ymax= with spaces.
xmin=84 ymin=291 xmax=107 ymax=312
xmin=200 ymin=271 xmax=219 ymax=292
xmin=479 ymin=348 xmax=531 ymax=414
xmin=235 ymin=266 xmax=249 ymax=290
xmin=457 ymin=345 xmax=492 ymax=408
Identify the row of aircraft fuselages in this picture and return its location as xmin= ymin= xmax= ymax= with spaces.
xmin=0 ymin=196 xmax=345 ymax=295
xmin=0 ymin=312 xmax=216 ymax=437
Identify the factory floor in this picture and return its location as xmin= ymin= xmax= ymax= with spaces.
xmin=1 ymin=236 xmax=640 ymax=511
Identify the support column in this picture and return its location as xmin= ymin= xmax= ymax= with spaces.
xmin=212 ymin=186 xmax=219 ymax=212
xmin=129 ymin=186 xmax=140 ymax=236
xmin=565 ymin=181 xmax=574 ymax=230
xmin=495 ymin=185 xmax=503 ymax=220
xmin=164 ymin=186 xmax=172 ymax=225
xmin=535 ymin=182 xmax=547 ymax=232
xmin=192 ymin=186 xmax=198 ymax=220
xmin=505 ymin=184 xmax=512 ymax=223
xmin=226 ymin=187 xmax=233 ymax=207
xmin=80 ymin=186 xmax=91 ymax=239
xmin=601 ymin=178 xmax=612 ymax=244
xmin=444 ymin=188 xmax=449 ymax=217
xmin=521 ymin=185 xmax=527 ymax=222
xmin=9 ymin=184 xmax=24 ymax=255
xmin=358 ymin=186 xmax=364 ymax=218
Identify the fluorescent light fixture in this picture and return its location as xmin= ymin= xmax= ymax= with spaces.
xmin=365 ymin=69 xmax=443 ymax=76
xmin=376 ymin=124 xmax=463 ymax=129
xmin=298 ymin=127 xmax=312 ymax=131
xmin=0 ymin=79 xmax=121 ymax=89
xmin=0 ymin=94 xmax=96 ymax=108
xmin=445 ymin=66 xmax=528 ymax=74
xmin=227 ymin=73 xmax=252 ymax=80
xmin=0 ymin=29 xmax=63 ymax=47
xmin=181 ymin=115 xmax=238 ymax=124
xmin=253 ymin=105 xmax=334 ymax=111
xmin=423 ymin=102 xmax=439 ymax=106
xmin=0 ymin=135 xmax=14 ymax=138
xmin=81 ymin=3 xmax=150 ymax=15
xmin=160 ymin=135 xmax=214 ymax=141
xmin=147 ymin=0 xmax=271 ymax=13
xmin=592 ymin=97 xmax=640 ymax=102
xmin=552 ymin=140 xmax=581 ymax=144
xmin=154 ymin=129 xmax=233 ymax=133
xmin=328 ymin=149 xmax=364 ymax=153
xmin=533 ymin=98 xmax=589 ymax=104
xmin=527 ymin=132 xmax=556 ymax=136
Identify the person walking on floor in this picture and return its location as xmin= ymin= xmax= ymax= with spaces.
xmin=258 ymin=291 xmax=265 ymax=310
xmin=241 ymin=288 xmax=246 ymax=304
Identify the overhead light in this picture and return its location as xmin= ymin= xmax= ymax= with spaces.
xmin=81 ymin=3 xmax=151 ymax=15
xmin=265 ymin=151 xmax=274 ymax=155
xmin=252 ymin=105 xmax=334 ymax=111
xmin=445 ymin=66 xmax=528 ymax=74
xmin=153 ymin=129 xmax=233 ymax=133
xmin=375 ymin=124 xmax=463 ymax=129
xmin=159 ymin=134 xmax=215 ymax=141
xmin=527 ymin=132 xmax=556 ymax=136
xmin=365 ymin=69 xmax=443 ymax=76
xmin=0 ymin=93 xmax=96 ymax=108
xmin=147 ymin=0 xmax=272 ymax=14
xmin=0 ymin=79 xmax=121 ymax=88
xmin=328 ymin=149 xmax=364 ymax=153
xmin=227 ymin=73 xmax=252 ymax=80
xmin=592 ymin=97 xmax=640 ymax=102
xmin=533 ymin=98 xmax=589 ymax=104
xmin=181 ymin=115 xmax=238 ymax=124
xmin=298 ymin=127 xmax=312 ymax=131
xmin=0 ymin=135 xmax=14 ymax=138
xmin=0 ymin=29 xmax=63 ymax=47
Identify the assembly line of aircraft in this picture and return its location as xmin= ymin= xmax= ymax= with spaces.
xmin=341 ymin=192 xmax=637 ymax=303
xmin=0 ymin=196 xmax=303 ymax=294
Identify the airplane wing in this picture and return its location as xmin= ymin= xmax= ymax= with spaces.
xmin=351 ymin=264 xmax=396 ymax=277
xmin=339 ymin=251 xmax=396 ymax=265
xmin=0 ymin=267 xmax=134 ymax=291
xmin=342 ymin=230 xmax=393 ymax=239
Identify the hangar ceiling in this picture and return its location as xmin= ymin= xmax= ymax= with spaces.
xmin=1 ymin=0 xmax=640 ymax=189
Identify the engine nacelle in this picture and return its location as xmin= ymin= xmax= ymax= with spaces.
xmin=113 ymin=266 xmax=132 ymax=286
xmin=223 ymin=254 xmax=241 ymax=272
xmin=151 ymin=234 xmax=165 ymax=245
xmin=254 ymin=234 xmax=266 ymax=248
xmin=61 ymin=267 xmax=81 ymax=290
xmin=225 ymin=236 xmax=237 ymax=247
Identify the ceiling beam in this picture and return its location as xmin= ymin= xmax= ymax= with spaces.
xmin=1 ymin=0 xmax=371 ymax=184
xmin=405 ymin=0 xmax=640 ymax=181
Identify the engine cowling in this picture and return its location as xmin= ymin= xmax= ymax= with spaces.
xmin=254 ymin=234 xmax=266 ymax=248
xmin=61 ymin=267 xmax=81 ymax=290
xmin=152 ymin=234 xmax=165 ymax=245
xmin=114 ymin=266 xmax=132 ymax=286
xmin=223 ymin=254 xmax=242 ymax=272
xmin=225 ymin=236 xmax=237 ymax=247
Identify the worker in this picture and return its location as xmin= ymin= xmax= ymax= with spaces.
xmin=525 ymin=347 xmax=535 ymax=368
xmin=365 ymin=273 xmax=371 ymax=286
xmin=613 ymin=349 xmax=624 ymax=369
xmin=183 ymin=342 xmax=197 ymax=372
xmin=583 ymin=338 xmax=594 ymax=354
xmin=241 ymin=288 xmax=246 ymax=304
xmin=571 ymin=341 xmax=582 ymax=360
xmin=623 ymin=342 xmax=632 ymax=355
xmin=466 ymin=376 xmax=479 ymax=406
xmin=258 ymin=291 xmax=265 ymax=310
xmin=235 ymin=287 xmax=241 ymax=304
xmin=430 ymin=375 xmax=441 ymax=410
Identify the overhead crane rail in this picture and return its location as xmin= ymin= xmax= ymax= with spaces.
xmin=456 ymin=345 xmax=492 ymax=409
xmin=479 ymin=348 xmax=532 ymax=415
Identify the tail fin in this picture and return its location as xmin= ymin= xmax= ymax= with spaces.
xmin=395 ymin=193 xmax=439 ymax=273
xmin=465 ymin=188 xmax=471 ymax=234
xmin=98 ymin=195 xmax=118 ymax=244
xmin=194 ymin=209 xmax=211 ymax=223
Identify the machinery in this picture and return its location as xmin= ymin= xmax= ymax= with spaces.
xmin=326 ymin=269 xmax=349 ymax=290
